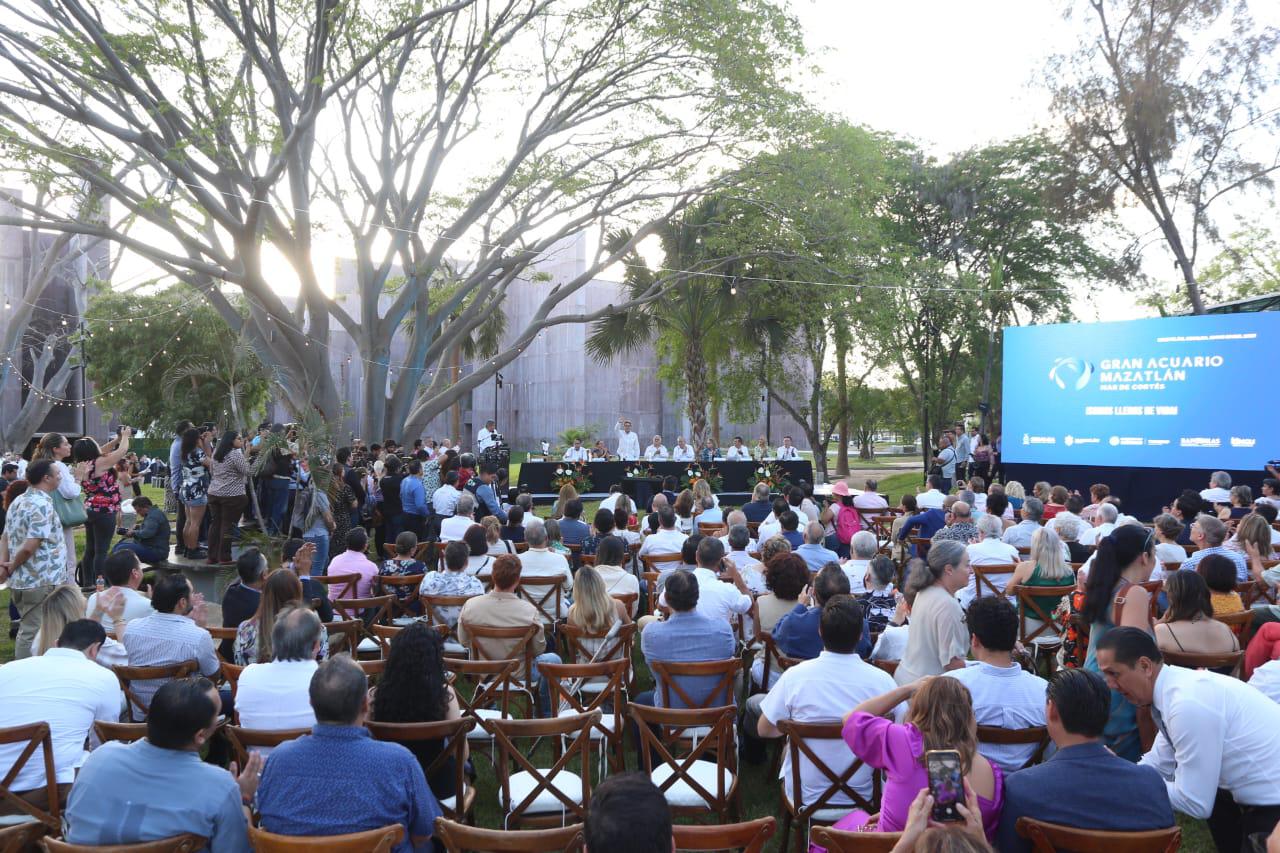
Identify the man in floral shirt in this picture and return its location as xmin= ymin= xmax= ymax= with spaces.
xmin=0 ymin=459 xmax=66 ymax=658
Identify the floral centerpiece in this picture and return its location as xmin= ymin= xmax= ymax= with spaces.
xmin=622 ymin=461 xmax=657 ymax=480
xmin=679 ymin=462 xmax=723 ymax=492
xmin=747 ymin=461 xmax=790 ymax=492
xmin=551 ymin=461 xmax=593 ymax=493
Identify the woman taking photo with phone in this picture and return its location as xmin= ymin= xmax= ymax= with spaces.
xmin=72 ymin=428 xmax=132 ymax=585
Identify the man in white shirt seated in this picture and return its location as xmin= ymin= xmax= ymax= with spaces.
xmin=0 ymin=619 xmax=122 ymax=805
xmin=477 ymin=419 xmax=498 ymax=452
xmin=1098 ymin=627 xmax=1280 ymax=851
xmin=671 ymin=437 xmax=695 ymax=462
xmin=853 ymin=480 xmax=889 ymax=512
xmin=963 ymin=515 xmax=1021 ymax=608
xmin=944 ymin=597 xmax=1048 ymax=773
xmin=439 ymin=492 xmax=477 ymax=542
xmin=775 ymin=435 xmax=799 ymax=461
xmin=724 ymin=436 xmax=750 ymax=461
xmin=637 ymin=505 xmax=687 ymax=573
xmin=644 ymin=435 xmax=669 ymax=462
xmin=1077 ymin=501 xmax=1118 ymax=547
xmin=562 ymin=438 xmax=589 ymax=463
xmin=1002 ymin=497 xmax=1047 ymax=549
xmin=86 ymin=550 xmax=155 ymax=634
xmin=657 ymin=538 xmax=752 ymax=624
xmin=756 ymin=497 xmax=790 ymax=544
xmin=842 ymin=531 xmax=877 ymax=593
xmin=718 ymin=511 xmax=757 ymax=552
xmin=235 ymin=604 xmax=320 ymax=732
xmin=518 ymin=522 xmax=573 ymax=619
xmin=748 ymin=596 xmax=899 ymax=788
xmin=598 ymin=485 xmax=623 ymax=515
xmin=795 ymin=521 xmax=839 ymax=574
xmin=1200 ymin=470 xmax=1233 ymax=506
xmin=614 ymin=418 xmax=641 ymax=461
xmin=723 ymin=524 xmax=762 ymax=585
xmin=432 ymin=472 xmax=461 ymax=518
xmin=643 ymin=493 xmax=669 ymax=532
xmin=916 ymin=475 xmax=946 ymax=510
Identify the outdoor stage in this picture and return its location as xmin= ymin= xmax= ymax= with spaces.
xmin=516 ymin=459 xmax=815 ymax=503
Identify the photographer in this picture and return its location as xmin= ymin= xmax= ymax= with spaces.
xmin=112 ymin=496 xmax=171 ymax=565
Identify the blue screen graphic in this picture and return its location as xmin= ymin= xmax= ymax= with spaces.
xmin=1001 ymin=313 xmax=1280 ymax=470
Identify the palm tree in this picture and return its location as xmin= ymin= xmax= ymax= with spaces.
xmin=586 ymin=200 xmax=737 ymax=448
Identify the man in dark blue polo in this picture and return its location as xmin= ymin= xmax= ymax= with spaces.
xmin=558 ymin=498 xmax=591 ymax=547
xmin=897 ymin=494 xmax=952 ymax=555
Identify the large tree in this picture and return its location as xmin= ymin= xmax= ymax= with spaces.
xmin=1049 ymin=0 xmax=1280 ymax=313
xmin=0 ymin=0 xmax=804 ymax=437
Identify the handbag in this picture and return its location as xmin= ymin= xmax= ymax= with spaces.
xmin=52 ymin=490 xmax=87 ymax=527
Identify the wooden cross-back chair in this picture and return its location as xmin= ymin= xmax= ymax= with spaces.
xmin=369 ymin=621 xmax=450 ymax=657
xmin=558 ymin=622 xmax=636 ymax=671
xmin=640 ymin=554 xmax=683 ymax=577
xmin=0 ymin=822 xmax=49 ymax=853
xmin=420 ymin=593 xmax=481 ymax=656
xmin=93 ymin=721 xmax=148 ymax=745
xmin=445 ymin=655 xmax=533 ymax=741
xmin=641 ymin=571 xmax=662 ymax=615
xmin=372 ymin=574 xmax=425 ymax=622
xmin=869 ymin=516 xmax=896 ymax=551
xmin=0 ymin=722 xmax=59 ymax=840
xmin=224 ymin=725 xmax=311 ymax=769
xmin=976 ymin=725 xmax=1050 ymax=771
xmin=320 ymin=619 xmax=362 ymax=656
xmin=220 ymin=661 xmax=244 ymax=709
xmin=1008 ymin=583 xmax=1075 ymax=647
xmin=539 ymin=659 xmax=629 ymax=775
xmin=112 ymin=660 xmax=199 ymax=722
xmin=1014 ymin=817 xmax=1181 ymax=853
xmin=752 ymin=633 xmax=801 ymax=696
xmin=697 ymin=521 xmax=726 ymax=537
xmin=1137 ymin=580 xmax=1163 ymax=622
xmin=330 ymin=593 xmax=396 ymax=657
xmin=311 ymin=572 xmax=359 ymax=600
xmin=809 ymin=825 xmax=903 ymax=852
xmin=1160 ymin=648 xmax=1245 ymax=677
xmin=971 ymin=564 xmax=1016 ymax=600
xmin=366 ymin=717 xmax=477 ymax=823
xmin=1239 ymin=580 xmax=1277 ymax=609
xmin=204 ymin=625 xmax=238 ymax=663
xmin=1214 ymin=608 xmax=1254 ymax=644
xmin=488 ymin=711 xmax=600 ymax=829
xmin=432 ymin=818 xmax=584 ymax=853
xmin=630 ymin=704 xmax=740 ymax=824
xmin=649 ymin=658 xmax=742 ymax=712
xmin=776 ymin=719 xmax=880 ymax=853
xmin=609 ymin=591 xmax=639 ymax=620
xmin=247 ymin=824 xmax=404 ymax=853
xmin=871 ymin=659 xmax=898 ymax=678
xmin=674 ymin=817 xmax=776 ymax=853
xmin=461 ymin=622 xmax=540 ymax=704
xmin=908 ymin=537 xmax=931 ymax=561
xmin=358 ymin=657 xmax=386 ymax=684
xmin=39 ymin=835 xmax=208 ymax=852
xmin=514 ymin=579 xmax=565 ymax=633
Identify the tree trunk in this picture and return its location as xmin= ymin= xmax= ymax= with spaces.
xmin=710 ymin=390 xmax=721 ymax=448
xmin=361 ymin=354 xmax=389 ymax=446
xmin=450 ymin=347 xmax=462 ymax=446
xmin=683 ymin=340 xmax=709 ymax=449
xmin=835 ymin=335 xmax=850 ymax=476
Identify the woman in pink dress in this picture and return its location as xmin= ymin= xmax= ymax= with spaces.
xmin=829 ymin=676 xmax=1004 ymax=843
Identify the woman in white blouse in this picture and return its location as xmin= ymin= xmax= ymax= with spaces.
xmin=33 ymin=432 xmax=89 ymax=584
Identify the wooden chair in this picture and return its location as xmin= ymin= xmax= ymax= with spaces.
xmin=1160 ymin=648 xmax=1245 ymax=676
xmin=538 ymin=659 xmax=629 ymax=774
xmin=976 ymin=724 xmax=1050 ymax=771
xmin=373 ymin=574 xmax=425 ymax=622
xmin=382 ymin=544 xmax=398 ymax=559
xmin=247 ymin=824 xmax=404 ymax=852
xmin=220 ymin=661 xmax=244 ymax=704
xmin=0 ymin=822 xmax=49 ymax=853
xmin=1009 ymin=583 xmax=1075 ymax=672
xmin=432 ymin=818 xmax=583 ymax=852
xmin=908 ymin=537 xmax=931 ymax=560
xmin=753 ymin=633 xmax=801 ymax=694
xmin=1214 ymin=608 xmax=1254 ymax=644
xmin=359 ymin=658 xmax=387 ymax=683
xmin=697 ymin=521 xmax=726 ymax=536
xmin=869 ymin=516 xmax=896 ymax=551
xmin=224 ymin=725 xmax=311 ymax=768
xmin=559 ymin=622 xmax=636 ymax=671
xmin=630 ymin=704 xmax=739 ymax=824
xmin=93 ymin=721 xmax=148 ymax=745
xmin=640 ymin=553 xmax=683 ymax=576
xmin=515 ymin=580 xmax=566 ymax=633
xmin=368 ymin=621 xmax=449 ymax=657
xmin=445 ymin=657 xmax=533 ymax=748
xmin=642 ymin=571 xmax=662 ymax=615
xmin=204 ymin=625 xmax=238 ymax=662
xmin=515 ymin=542 xmax=530 ymax=554
xmin=420 ymin=593 xmax=480 ymax=656
xmin=366 ymin=717 xmax=476 ymax=823
xmin=1138 ymin=579 xmax=1163 ymax=622
xmin=746 ymin=521 xmax=762 ymax=536
xmin=1014 ymin=816 xmax=1180 ymax=852
xmin=808 ymin=825 xmax=903 ymax=852
xmin=488 ymin=711 xmax=600 ymax=828
xmin=649 ymin=658 xmax=741 ymax=711
xmin=112 ymin=660 xmax=199 ymax=721
xmin=0 ymin=722 xmax=59 ymax=839
xmin=1160 ymin=561 xmax=1183 ymax=579
xmin=39 ymin=836 xmax=207 ymax=852
xmin=674 ymin=817 xmax=776 ymax=853
xmin=1239 ymin=579 xmax=1277 ymax=608
xmin=461 ymin=622 xmax=541 ymax=708
xmin=311 ymin=573 xmax=359 ymax=600
xmin=971 ymin=564 xmax=1016 ymax=600
xmin=330 ymin=594 xmax=396 ymax=656
xmin=609 ymin=591 xmax=639 ymax=620
xmin=320 ymin=619 xmax=363 ymax=656
xmin=870 ymin=659 xmax=898 ymax=677
xmin=776 ymin=720 xmax=879 ymax=853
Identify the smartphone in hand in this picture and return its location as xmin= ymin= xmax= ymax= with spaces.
xmin=925 ymin=749 xmax=963 ymax=823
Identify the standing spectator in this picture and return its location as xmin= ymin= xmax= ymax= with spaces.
xmin=0 ymin=459 xmax=67 ymax=658
xmin=236 ymin=604 xmax=321 ymax=731
xmin=207 ymin=430 xmax=249 ymax=565
xmin=894 ymin=539 xmax=970 ymax=685
xmin=297 ymin=477 xmax=336 ymax=573
xmin=174 ymin=426 xmax=212 ymax=560
xmin=932 ymin=432 xmax=958 ymax=494
xmin=399 ymin=460 xmax=428 ymax=540
xmin=259 ymin=426 xmax=294 ymax=537
xmin=328 ymin=463 xmax=358 ymax=562
xmin=473 ymin=463 xmax=508 ymax=524
xmin=32 ymin=432 xmax=87 ymax=584
xmin=166 ymin=421 xmax=192 ymax=549
xmin=327 ymin=528 xmax=379 ymax=600
xmin=73 ymin=428 xmax=133 ymax=583
xmin=111 ymin=496 xmax=171 ymax=565
xmin=121 ymin=575 xmax=221 ymax=716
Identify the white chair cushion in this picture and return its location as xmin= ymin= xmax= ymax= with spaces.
xmin=507 ymin=770 xmax=584 ymax=813
xmin=438 ymin=793 xmax=457 ymax=812
xmin=443 ymin=641 xmax=467 ymax=655
xmin=356 ymin=637 xmax=380 ymax=653
xmin=651 ymin=761 xmax=735 ymax=808
xmin=392 ymin=616 xmax=418 ymax=627
xmin=556 ymin=707 xmax=616 ymax=733
xmin=0 ymin=815 xmax=38 ymax=827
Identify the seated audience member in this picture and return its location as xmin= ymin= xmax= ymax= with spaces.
xmin=985 ymin=491 xmax=1012 ymax=526
xmin=558 ymin=498 xmax=591 ymax=547
xmin=236 ymin=604 xmax=322 ymax=731
xmin=220 ymin=547 xmax=267 ymax=660
xmin=500 ymin=505 xmax=526 ymax=543
xmin=1005 ymin=527 xmax=1074 ymax=629
xmin=1197 ymin=553 xmax=1245 ymax=615
xmin=1218 ymin=485 xmax=1253 ymax=521
xmin=1053 ymin=515 xmax=1091 ymax=564
xmin=1002 ymin=497 xmax=1047 ymax=549
xmin=585 ymin=773 xmax=672 ymax=853
xmin=777 ymin=509 xmax=804 ymax=548
xmin=916 ymin=474 xmax=946 ymax=510
xmin=380 ymin=531 xmax=427 ymax=603
xmin=1230 ymin=511 xmax=1277 ymax=557
xmin=751 ymin=553 xmax=809 ymax=687
xmin=1181 ymin=513 xmax=1248 ymax=581
xmin=255 ymin=656 xmax=440 ymax=850
xmin=1098 ymin=627 xmax=1280 ymax=851
xmin=944 ymin=597 xmax=1048 ymax=772
xmin=932 ymin=500 xmax=978 ymax=544
xmin=854 ymin=480 xmax=889 ymax=511
xmin=1151 ymin=513 xmax=1187 ymax=575
xmin=121 ymin=574 xmax=221 ymax=714
xmin=327 ymin=527 xmax=379 ymax=599
xmin=1259 ymin=477 xmax=1280 ymax=510
xmin=795 ymin=520 xmax=839 ymax=573
xmin=843 ymin=530 xmax=878 ymax=593
xmin=897 ymin=496 xmax=949 ymax=550
xmin=741 ymin=482 xmax=774 ymax=523
xmin=439 ymin=492 xmax=477 ymax=542
xmin=457 ymin=554 xmax=561 ymax=714
xmin=657 ymin=537 xmax=751 ymax=624
xmin=962 ymin=514 xmax=1020 ymax=607
xmin=830 ymin=676 xmax=1002 ymax=843
xmin=589 ymin=536 xmax=639 ymax=613
xmin=724 ymin=523 xmax=760 ymax=579
xmin=860 ymin=555 xmax=898 ymax=634
xmin=895 ymin=542 xmax=970 ymax=686
xmin=1081 ymin=483 xmax=1110 ymax=523
xmin=637 ymin=505 xmax=688 ymax=574
xmin=756 ymin=497 xmax=790 ymax=542
xmin=110 ymin=495 xmax=171 ymax=564
xmin=462 ymin=524 xmax=493 ymax=577
xmin=871 ymin=578 xmax=913 ymax=662
xmin=612 ymin=496 xmax=641 ymax=545
xmin=671 ymin=490 xmax=696 ymax=534
xmin=282 ymin=538 xmax=333 ymax=623
xmin=64 ymin=678 xmax=257 ymax=850
xmin=1042 ymin=485 xmax=1068 ymax=520
xmin=543 ymin=517 xmax=572 ymax=554
xmin=431 ymin=471 xmax=461 ymax=520
xmin=418 ymin=540 xmax=484 ymax=627
xmin=579 ymin=508 xmax=614 ymax=556
xmin=565 ymin=565 xmax=632 ymax=662
xmin=517 ymin=521 xmax=573 ymax=619
xmin=85 ymin=549 xmax=155 ymax=634
xmin=995 ymin=669 xmax=1175 ymax=853
xmin=1154 ymin=569 xmax=1239 ymax=658
xmin=747 ymin=597 xmax=897 ymax=805
xmin=482 ymin=515 xmax=514 ymax=555
xmin=1201 ymin=470 xmax=1233 ymax=505
xmin=235 ymin=569 xmax=329 ymax=666
xmin=370 ymin=622 xmax=468 ymax=803
xmin=0 ymin=620 xmax=121 ymax=806
xmin=637 ymin=570 xmax=735 ymax=710
xmin=773 ymin=563 xmax=870 ymax=660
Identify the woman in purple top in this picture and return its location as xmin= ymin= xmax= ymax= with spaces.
xmin=828 ymin=676 xmax=1004 ymax=844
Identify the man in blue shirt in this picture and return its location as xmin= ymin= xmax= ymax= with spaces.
xmin=65 ymin=678 xmax=258 ymax=851
xmin=473 ymin=463 xmax=508 ymax=524
xmin=773 ymin=563 xmax=870 ymax=659
xmin=779 ymin=511 xmax=804 ymax=548
xmin=399 ymin=460 xmax=428 ymax=540
xmin=897 ymin=496 xmax=951 ymax=553
xmin=255 ymin=656 xmax=440 ymax=851
xmin=558 ymin=498 xmax=590 ymax=546
xmin=996 ymin=669 xmax=1174 ymax=853
xmin=740 ymin=483 xmax=773 ymax=523
xmin=795 ymin=521 xmax=839 ymax=573
xmin=637 ymin=570 xmax=736 ymax=710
